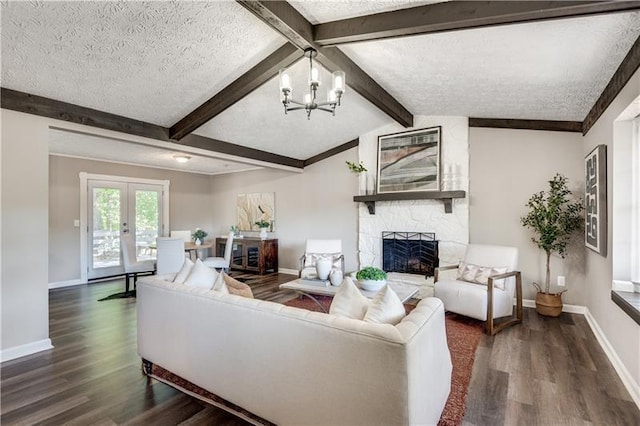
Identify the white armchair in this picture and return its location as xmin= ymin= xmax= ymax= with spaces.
xmin=433 ymin=244 xmax=522 ymax=335
xmin=299 ymin=239 xmax=345 ymax=279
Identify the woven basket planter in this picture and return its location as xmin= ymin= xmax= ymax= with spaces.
xmin=535 ymin=292 xmax=563 ymax=317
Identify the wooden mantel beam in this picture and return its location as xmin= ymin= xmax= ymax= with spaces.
xmin=169 ymin=42 xmax=300 ymax=141
xmin=237 ymin=0 xmax=414 ymax=128
xmin=314 ymin=1 xmax=640 ymax=46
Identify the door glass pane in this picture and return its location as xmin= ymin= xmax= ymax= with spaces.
xmin=134 ymin=190 xmax=159 ymax=262
xmin=92 ymin=187 xmax=121 ymax=269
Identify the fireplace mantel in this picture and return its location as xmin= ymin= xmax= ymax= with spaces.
xmin=353 ymin=190 xmax=466 ymax=214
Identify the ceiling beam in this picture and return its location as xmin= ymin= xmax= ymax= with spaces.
xmin=469 ymin=118 xmax=583 ymax=133
xmin=314 ymin=1 xmax=640 ymax=46
xmin=582 ymin=34 xmax=640 ymax=135
xmin=237 ymin=0 xmax=414 ymax=128
xmin=303 ymin=138 xmax=359 ymax=167
xmin=1 ymin=87 xmax=303 ymax=169
xmin=169 ymin=42 xmax=300 ymax=141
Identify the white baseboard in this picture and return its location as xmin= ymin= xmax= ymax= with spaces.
xmin=584 ymin=308 xmax=640 ymax=409
xmin=278 ymin=268 xmax=298 ymax=275
xmin=522 ymin=298 xmax=586 ymax=314
xmin=49 ymin=279 xmax=84 ymax=289
xmin=1 ymin=338 xmax=53 ymax=363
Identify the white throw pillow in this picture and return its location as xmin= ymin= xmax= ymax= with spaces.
xmin=212 ymin=272 xmax=230 ymax=294
xmin=184 ymin=259 xmax=218 ymax=289
xmin=329 ymin=277 xmax=370 ymax=319
xmin=173 ymin=258 xmax=194 ymax=284
xmin=304 ymin=252 xmax=342 ymax=269
xmin=363 ymin=285 xmax=406 ymax=325
xmin=457 ymin=261 xmax=508 ymax=290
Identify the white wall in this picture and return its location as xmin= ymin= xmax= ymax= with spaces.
xmin=209 ymin=149 xmax=359 ymax=273
xmin=582 ymin=68 xmax=640 ymax=390
xmin=469 ymin=127 xmax=585 ymax=304
xmin=49 ymin=155 xmax=217 ymax=283
xmin=1 ymin=110 xmax=52 ymax=359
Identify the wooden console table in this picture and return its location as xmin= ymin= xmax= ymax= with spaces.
xmin=216 ymin=237 xmax=278 ymax=275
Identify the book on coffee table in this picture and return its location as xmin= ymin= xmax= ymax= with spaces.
xmin=298 ymin=278 xmax=330 ymax=287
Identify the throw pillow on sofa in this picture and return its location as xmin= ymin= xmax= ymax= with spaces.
xmin=221 ymin=272 xmax=254 ymax=298
xmin=329 ymin=277 xmax=370 ymax=319
xmin=184 ymin=259 xmax=219 ymax=289
xmin=173 ymin=258 xmax=194 ymax=284
xmin=363 ymin=285 xmax=406 ymax=325
xmin=212 ymin=273 xmax=230 ymax=294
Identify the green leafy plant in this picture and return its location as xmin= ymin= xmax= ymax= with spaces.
xmin=192 ymin=228 xmax=207 ymax=241
xmin=356 ymin=266 xmax=387 ymax=281
xmin=346 ymin=160 xmax=367 ymax=173
xmin=255 ymin=220 xmax=270 ymax=229
xmin=520 ymin=174 xmax=583 ymax=294
xmin=229 ymin=225 xmax=239 ymax=233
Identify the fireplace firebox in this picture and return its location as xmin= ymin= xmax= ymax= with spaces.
xmin=382 ymin=232 xmax=439 ymax=277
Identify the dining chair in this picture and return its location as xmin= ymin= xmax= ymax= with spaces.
xmin=170 ymin=230 xmax=192 ymax=243
xmin=120 ymin=233 xmax=156 ymax=293
xmin=203 ymin=232 xmax=234 ymax=272
xmin=156 ymin=237 xmax=187 ymax=275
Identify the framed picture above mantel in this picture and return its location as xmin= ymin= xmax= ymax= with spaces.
xmin=377 ymin=126 xmax=441 ymax=194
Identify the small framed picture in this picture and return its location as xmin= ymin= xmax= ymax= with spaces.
xmin=377 ymin=126 xmax=441 ymax=193
xmin=585 ymin=144 xmax=607 ymax=257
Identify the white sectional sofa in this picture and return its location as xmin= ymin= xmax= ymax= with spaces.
xmin=136 ymin=276 xmax=452 ymax=425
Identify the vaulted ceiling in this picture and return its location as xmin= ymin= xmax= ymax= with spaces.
xmin=2 ymin=1 xmax=639 ymax=174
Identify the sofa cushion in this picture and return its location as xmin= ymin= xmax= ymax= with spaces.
xmin=173 ymin=258 xmax=194 ymax=284
xmin=457 ymin=261 xmax=507 ymax=290
xmin=363 ymin=285 xmax=406 ymax=325
xmin=329 ymin=277 xmax=370 ymax=319
xmin=221 ymin=272 xmax=254 ymax=298
xmin=184 ymin=259 xmax=218 ymax=289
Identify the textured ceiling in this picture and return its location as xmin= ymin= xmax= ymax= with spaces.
xmin=1 ymin=1 xmax=639 ymax=170
xmin=1 ymin=1 xmax=285 ymax=126
xmin=290 ymin=0 xmax=443 ymax=24
xmin=194 ymin=58 xmax=393 ymax=160
xmin=48 ymin=129 xmax=260 ymax=176
xmin=339 ymin=12 xmax=640 ymax=121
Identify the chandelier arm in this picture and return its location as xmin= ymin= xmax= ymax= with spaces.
xmin=287 ymin=99 xmax=306 ymax=106
xmin=285 ymin=106 xmax=308 ymax=112
xmin=315 ymin=100 xmax=337 ymax=107
xmin=316 ymin=107 xmax=336 ymax=113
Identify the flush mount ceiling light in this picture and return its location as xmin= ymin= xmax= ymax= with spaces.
xmin=279 ymin=48 xmax=345 ymax=119
xmin=173 ymin=154 xmax=191 ymax=163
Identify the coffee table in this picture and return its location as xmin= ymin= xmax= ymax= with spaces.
xmin=279 ymin=278 xmax=419 ymax=313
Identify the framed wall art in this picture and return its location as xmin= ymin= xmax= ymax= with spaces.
xmin=585 ymin=144 xmax=607 ymax=256
xmin=377 ymin=126 xmax=441 ymax=193
xmin=237 ymin=192 xmax=275 ymax=231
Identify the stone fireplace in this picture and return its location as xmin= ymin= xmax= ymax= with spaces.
xmin=356 ymin=116 xmax=470 ymax=296
xmin=382 ymin=232 xmax=439 ymax=277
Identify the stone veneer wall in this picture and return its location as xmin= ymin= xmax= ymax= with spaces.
xmin=357 ymin=116 xmax=469 ymax=269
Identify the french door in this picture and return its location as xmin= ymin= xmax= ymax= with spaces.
xmin=87 ymin=180 xmax=165 ymax=280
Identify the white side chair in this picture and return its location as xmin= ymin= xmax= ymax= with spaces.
xmin=156 ymin=237 xmax=187 ymax=275
xmin=120 ymin=233 xmax=155 ymax=293
xmin=170 ymin=230 xmax=192 ymax=243
xmin=299 ymin=239 xmax=345 ymax=279
xmin=433 ymin=244 xmax=522 ymax=335
xmin=203 ymin=232 xmax=234 ymax=272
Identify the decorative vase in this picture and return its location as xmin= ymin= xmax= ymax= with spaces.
xmin=359 ymin=279 xmax=386 ymax=292
xmin=259 ymin=228 xmax=268 ymax=240
xmin=358 ymin=173 xmax=367 ymax=195
xmin=366 ymin=174 xmax=376 ymax=195
xmin=315 ymin=258 xmax=332 ymax=280
xmin=195 ymin=239 xmax=202 ymax=246
xmin=535 ymin=292 xmax=563 ymax=317
xmin=329 ymin=269 xmax=343 ymax=286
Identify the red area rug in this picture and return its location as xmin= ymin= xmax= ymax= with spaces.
xmin=284 ymin=295 xmax=483 ymax=426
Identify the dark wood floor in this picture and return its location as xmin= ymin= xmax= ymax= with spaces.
xmin=2 ymin=274 xmax=639 ymax=425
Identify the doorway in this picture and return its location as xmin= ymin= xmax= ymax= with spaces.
xmin=80 ymin=173 xmax=169 ymax=282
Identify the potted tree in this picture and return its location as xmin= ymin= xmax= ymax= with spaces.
xmin=520 ymin=174 xmax=583 ymax=317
